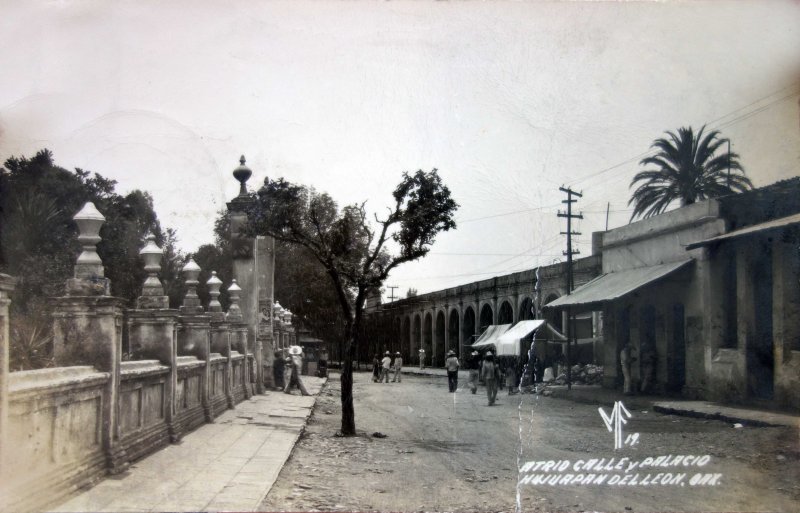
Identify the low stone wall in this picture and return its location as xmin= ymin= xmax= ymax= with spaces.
xmin=2 ymin=367 xmax=108 ymax=513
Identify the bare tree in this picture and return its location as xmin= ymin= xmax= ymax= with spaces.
xmin=244 ymin=169 xmax=458 ymax=435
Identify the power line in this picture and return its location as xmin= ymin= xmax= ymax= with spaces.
xmin=567 ymin=85 xmax=800 ymax=189
xmin=455 ymin=202 xmax=562 ymax=224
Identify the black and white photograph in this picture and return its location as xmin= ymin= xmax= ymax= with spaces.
xmin=1 ymin=1 xmax=799 ymax=512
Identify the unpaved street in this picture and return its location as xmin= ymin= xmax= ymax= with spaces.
xmin=261 ymin=372 xmax=799 ymax=512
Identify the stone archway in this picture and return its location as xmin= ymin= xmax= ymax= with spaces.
xmin=448 ymin=309 xmax=460 ymax=356
xmin=413 ymin=314 xmax=421 ymax=357
xmin=479 ymin=303 xmax=493 ymax=334
xmin=435 ymin=311 xmax=446 ymax=366
xmin=519 ymin=296 xmax=534 ymax=321
xmin=402 ymin=316 xmax=411 ymax=358
xmin=462 ymin=306 xmax=476 ymax=349
xmin=498 ymin=300 xmax=514 ymax=324
xmin=423 ymin=312 xmax=433 ymax=363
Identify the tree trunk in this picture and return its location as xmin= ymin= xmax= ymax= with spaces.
xmin=340 ymin=325 xmax=357 ymax=435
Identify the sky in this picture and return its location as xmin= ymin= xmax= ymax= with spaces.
xmin=2 ymin=0 xmax=799 ymax=301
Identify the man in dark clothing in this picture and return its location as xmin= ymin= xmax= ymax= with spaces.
xmin=480 ymin=351 xmax=501 ymax=405
xmin=445 ymin=350 xmax=460 ymax=392
xmin=273 ymin=350 xmax=286 ymax=390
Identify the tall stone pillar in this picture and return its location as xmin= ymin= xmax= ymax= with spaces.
xmin=0 ymin=274 xmax=16 ymax=471
xmin=51 ymin=203 xmax=128 ymax=472
xmin=227 ymin=156 xmax=276 ymax=393
xmin=127 ymin=234 xmax=180 ymax=440
xmin=256 ymin=235 xmax=276 ymax=388
xmin=177 ymin=259 xmax=212 ymax=421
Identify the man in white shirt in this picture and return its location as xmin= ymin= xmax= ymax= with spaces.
xmin=445 ymin=350 xmax=460 ymax=392
xmin=392 ymin=352 xmax=403 ymax=382
xmin=381 ymin=351 xmax=392 ymax=383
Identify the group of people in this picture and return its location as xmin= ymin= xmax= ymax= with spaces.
xmin=372 ymin=351 xmax=403 ymax=383
xmin=444 ymin=349 xmax=509 ymax=406
xmin=273 ymin=346 xmax=310 ymax=396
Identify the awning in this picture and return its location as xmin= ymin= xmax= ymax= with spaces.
xmin=544 ymin=259 xmax=693 ymax=310
xmin=470 ymin=324 xmax=512 ymax=349
xmin=686 ymin=212 xmax=800 ymax=250
xmin=494 ymin=320 xmax=567 ymax=356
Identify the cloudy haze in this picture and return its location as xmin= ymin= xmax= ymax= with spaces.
xmin=2 ymin=0 xmax=799 ymax=298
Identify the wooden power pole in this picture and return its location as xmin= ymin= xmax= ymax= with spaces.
xmin=557 ymin=186 xmax=583 ymax=390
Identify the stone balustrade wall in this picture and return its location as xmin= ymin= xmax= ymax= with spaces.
xmin=0 ymin=304 xmax=261 ymax=513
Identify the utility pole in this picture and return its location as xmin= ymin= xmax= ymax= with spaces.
xmin=558 ymin=186 xmax=583 ymax=390
xmin=387 ymin=286 xmax=398 ymax=303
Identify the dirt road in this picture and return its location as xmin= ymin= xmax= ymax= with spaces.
xmin=260 ymin=371 xmax=798 ymax=512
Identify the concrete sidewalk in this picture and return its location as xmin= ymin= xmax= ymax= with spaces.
xmin=52 ymin=377 xmax=326 ymax=513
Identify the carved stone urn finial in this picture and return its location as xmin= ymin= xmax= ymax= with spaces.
xmin=180 ymin=258 xmax=203 ymax=313
xmin=140 ymin=233 xmax=164 ymax=296
xmin=226 ymin=279 xmax=243 ymax=322
xmin=232 ymin=155 xmax=252 ymax=197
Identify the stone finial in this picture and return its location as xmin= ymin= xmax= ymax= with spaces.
xmin=180 ymin=258 xmax=203 ymax=313
xmin=66 ymin=202 xmax=110 ymax=295
xmin=225 ymin=279 xmax=243 ymax=322
xmin=140 ymin=233 xmax=164 ymax=296
xmin=284 ymin=309 xmax=293 ymax=325
xmin=232 ymin=155 xmax=252 ymax=197
xmin=273 ymin=301 xmax=284 ymax=322
xmin=73 ymin=202 xmax=105 ymax=280
xmin=207 ymin=271 xmax=223 ymax=313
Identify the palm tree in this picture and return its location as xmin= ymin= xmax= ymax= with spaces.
xmin=628 ymin=125 xmax=752 ymax=220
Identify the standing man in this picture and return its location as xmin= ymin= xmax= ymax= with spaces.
xmin=467 ymin=351 xmax=480 ymax=394
xmin=506 ymin=356 xmax=519 ymax=395
xmin=445 ymin=350 xmax=460 ymax=392
xmin=620 ymin=343 xmax=635 ymax=395
xmin=392 ymin=351 xmax=403 ymax=382
xmin=273 ymin=350 xmax=286 ymax=390
xmin=372 ymin=353 xmax=382 ymax=383
xmin=481 ymin=351 xmax=501 ymax=405
xmin=418 ymin=348 xmax=426 ymax=369
xmin=381 ymin=351 xmax=392 ymax=383
xmin=285 ymin=346 xmax=310 ymax=396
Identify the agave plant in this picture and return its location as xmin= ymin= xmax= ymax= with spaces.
xmin=10 ymin=315 xmax=55 ymax=371
xmin=629 ymin=126 xmax=752 ymax=220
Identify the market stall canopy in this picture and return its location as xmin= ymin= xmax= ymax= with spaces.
xmin=470 ymin=324 xmax=512 ymax=349
xmin=543 ymin=259 xmax=693 ymax=311
xmin=494 ymin=320 xmax=567 ymax=356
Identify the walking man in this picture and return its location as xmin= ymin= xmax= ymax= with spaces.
xmin=392 ymin=351 xmax=403 ymax=382
xmin=481 ymin=351 xmax=501 ymax=405
xmin=445 ymin=350 xmax=460 ymax=392
xmin=381 ymin=351 xmax=392 ymax=383
xmin=467 ymin=351 xmax=480 ymax=394
xmin=284 ymin=346 xmax=310 ymax=396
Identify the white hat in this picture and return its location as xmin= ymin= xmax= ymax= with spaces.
xmin=289 ymin=345 xmax=302 ymax=355
xmin=471 ymin=351 xmax=479 ymax=356
xmin=396 ymin=352 xmax=401 ymax=355
xmin=385 ymin=351 xmax=390 ymax=355
xmin=486 ymin=351 xmax=493 ymax=357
